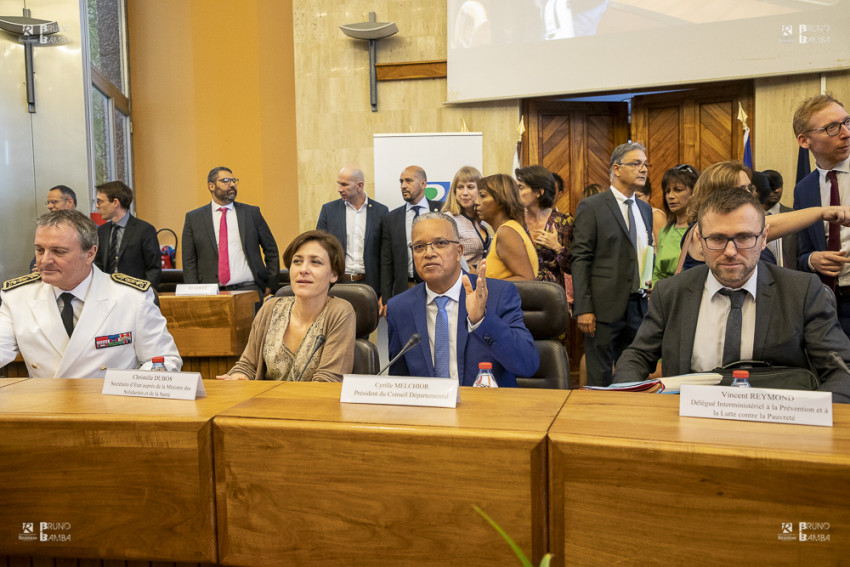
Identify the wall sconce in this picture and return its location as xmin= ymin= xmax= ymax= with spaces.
xmin=339 ymin=12 xmax=398 ymax=112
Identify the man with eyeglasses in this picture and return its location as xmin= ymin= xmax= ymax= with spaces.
xmin=571 ymin=141 xmax=654 ymax=387
xmin=386 ymin=213 xmax=538 ymax=386
xmin=613 ymin=187 xmax=850 ymax=403
xmin=793 ymin=94 xmax=850 ymax=336
xmin=182 ymin=166 xmax=279 ymax=301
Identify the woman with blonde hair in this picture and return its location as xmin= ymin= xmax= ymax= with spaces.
xmin=475 ymin=174 xmax=538 ymax=280
xmin=441 ymin=166 xmax=491 ymax=270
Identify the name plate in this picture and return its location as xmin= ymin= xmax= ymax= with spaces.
xmin=680 ymin=385 xmax=832 ymax=427
xmin=102 ymin=369 xmax=207 ymax=400
xmin=340 ymin=374 xmax=459 ymax=408
xmin=175 ymin=283 xmax=219 ymax=296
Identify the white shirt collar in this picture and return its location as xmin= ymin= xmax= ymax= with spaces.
xmin=705 ymin=265 xmax=759 ymax=301
xmin=816 ymin=156 xmax=850 ymax=176
xmin=425 ymin=272 xmax=464 ymax=305
xmin=767 ymin=202 xmax=782 ymax=215
xmin=344 ymin=195 xmax=369 ymax=211
xmin=52 ymin=268 xmax=94 ymax=302
xmin=406 ymin=194 xmax=429 ymax=212
xmin=211 ymin=200 xmax=235 ymax=211
xmin=609 ymin=186 xmax=635 ymax=203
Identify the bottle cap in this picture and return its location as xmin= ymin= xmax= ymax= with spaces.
xmin=152 ymin=356 xmax=165 ymax=363
xmin=478 ymin=362 xmax=493 ymax=370
xmin=732 ymin=370 xmax=749 ymax=378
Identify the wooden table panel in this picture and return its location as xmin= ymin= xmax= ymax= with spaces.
xmin=548 ymin=391 xmax=850 ymax=566
xmin=0 ymin=378 xmax=27 ymax=388
xmin=0 ymin=379 xmax=279 ymax=563
xmin=158 ymin=291 xmax=255 ymax=357
xmin=215 ymin=383 xmax=569 ymax=566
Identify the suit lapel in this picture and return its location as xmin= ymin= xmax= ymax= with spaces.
xmin=678 ymin=268 xmax=708 ymax=373
xmin=234 ymin=203 xmax=249 ymax=256
xmin=455 ymin=274 xmax=472 ymax=385
xmin=56 ymin=270 xmax=115 ymax=377
xmin=411 ymin=284 xmax=435 ymax=376
xmin=603 ymin=191 xmax=630 ymax=240
xmin=28 ymin=284 xmax=69 ymax=357
xmin=117 ymin=215 xmax=136 ymax=259
xmin=636 ymin=199 xmax=654 ymax=245
xmin=336 ymin=201 xmax=348 ymax=249
xmin=752 ymin=265 xmax=774 ymax=359
xmin=201 ymin=205 xmax=218 ymax=255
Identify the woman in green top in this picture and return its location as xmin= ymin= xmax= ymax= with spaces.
xmin=652 ymin=164 xmax=699 ymax=284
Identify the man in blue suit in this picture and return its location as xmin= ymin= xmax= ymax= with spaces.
xmin=793 ymin=94 xmax=850 ymax=334
xmin=316 ymin=166 xmax=388 ymax=298
xmin=386 ymin=213 xmax=539 ymax=386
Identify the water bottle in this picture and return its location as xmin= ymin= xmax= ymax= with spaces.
xmin=730 ymin=370 xmax=750 ymax=388
xmin=473 ymin=362 xmax=498 ymax=388
xmin=151 ymin=357 xmax=167 ymax=372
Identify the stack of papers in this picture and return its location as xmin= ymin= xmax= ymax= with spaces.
xmin=582 ymin=373 xmax=723 ymax=394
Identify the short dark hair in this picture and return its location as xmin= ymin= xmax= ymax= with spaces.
xmin=283 ymin=230 xmax=345 ymax=283
xmin=37 ymin=209 xmax=98 ymax=251
xmin=515 ymin=165 xmax=556 ymax=208
xmin=49 ymin=185 xmax=77 ymax=207
xmin=96 ymin=180 xmax=133 ymax=210
xmin=763 ymin=169 xmax=783 ymax=191
xmin=208 ymin=166 xmax=232 ymax=184
xmin=751 ymin=171 xmax=773 ymax=206
xmin=697 ymin=186 xmax=765 ymax=231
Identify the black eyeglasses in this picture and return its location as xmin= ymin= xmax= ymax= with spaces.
xmin=218 ymin=177 xmax=239 ymax=185
xmin=410 ymin=239 xmax=459 ymax=254
xmin=617 ymin=161 xmax=651 ymax=170
xmin=804 ymin=116 xmax=850 ymax=137
xmin=701 ymin=229 xmax=764 ymax=250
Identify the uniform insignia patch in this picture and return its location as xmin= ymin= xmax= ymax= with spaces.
xmin=96 ymin=332 xmax=133 ymax=349
xmin=2 ymin=272 xmax=41 ymax=291
xmin=111 ymin=273 xmax=151 ymax=291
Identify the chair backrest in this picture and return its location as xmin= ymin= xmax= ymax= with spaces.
xmin=158 ymin=269 xmax=184 ymax=293
xmin=510 ymin=280 xmax=570 ymax=389
xmin=275 ymin=282 xmax=378 ymax=339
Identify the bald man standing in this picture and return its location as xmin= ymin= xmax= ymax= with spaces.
xmin=317 ymin=166 xmax=388 ymax=298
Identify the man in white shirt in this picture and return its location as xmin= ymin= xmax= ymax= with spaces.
xmin=613 ymin=187 xmax=850 ymax=403
xmin=1 ymin=210 xmax=181 ymax=378
xmin=316 ymin=166 xmax=388 ymax=298
xmin=182 ymin=167 xmax=279 ymax=300
xmin=793 ymin=94 xmax=850 ymax=335
xmin=571 ymin=142 xmax=654 ymax=386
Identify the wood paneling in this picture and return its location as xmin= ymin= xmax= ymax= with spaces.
xmin=158 ymin=292 xmax=255 ymax=357
xmin=375 ymin=60 xmax=447 ymax=81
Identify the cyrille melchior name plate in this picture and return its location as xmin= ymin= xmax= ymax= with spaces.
xmin=680 ymin=385 xmax=832 ymax=427
xmin=340 ymin=374 xmax=460 ymax=408
xmin=102 ymin=369 xmax=207 ymax=400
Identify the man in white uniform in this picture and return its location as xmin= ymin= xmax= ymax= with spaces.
xmin=0 ymin=210 xmax=181 ymax=378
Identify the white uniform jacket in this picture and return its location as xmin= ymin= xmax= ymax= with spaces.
xmin=0 ymin=267 xmax=182 ymax=378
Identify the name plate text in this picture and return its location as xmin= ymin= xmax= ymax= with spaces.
xmin=340 ymin=374 xmax=459 ymax=408
xmin=680 ymin=385 xmax=832 ymax=427
xmin=102 ymin=368 xmax=207 ymax=400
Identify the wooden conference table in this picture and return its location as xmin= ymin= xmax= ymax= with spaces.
xmin=1 ymin=381 xmax=848 ymax=566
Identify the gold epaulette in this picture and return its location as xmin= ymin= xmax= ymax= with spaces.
xmin=2 ymin=272 xmax=41 ymax=291
xmin=111 ymin=273 xmax=151 ymax=292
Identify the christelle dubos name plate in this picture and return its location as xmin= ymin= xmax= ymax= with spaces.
xmin=102 ymin=368 xmax=207 ymax=400
xmin=340 ymin=374 xmax=460 ymax=408
xmin=679 ymin=385 xmax=832 ymax=427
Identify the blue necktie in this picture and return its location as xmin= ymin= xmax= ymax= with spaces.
xmin=434 ymin=296 xmax=451 ymax=378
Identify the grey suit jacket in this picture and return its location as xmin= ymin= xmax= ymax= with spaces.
xmin=571 ymin=190 xmax=653 ymax=323
xmin=94 ymin=214 xmax=162 ymax=288
xmin=182 ymin=202 xmax=279 ymax=290
xmin=316 ymin=198 xmax=388 ymax=296
xmin=613 ymin=263 xmax=850 ymax=403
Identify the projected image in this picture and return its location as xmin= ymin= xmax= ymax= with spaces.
xmin=450 ymin=0 xmax=835 ymax=48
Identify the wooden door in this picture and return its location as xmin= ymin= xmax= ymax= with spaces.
xmin=524 ymin=101 xmax=630 ymax=215
xmin=631 ymin=82 xmax=755 ymax=211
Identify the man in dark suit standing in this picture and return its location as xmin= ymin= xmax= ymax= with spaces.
xmin=182 ymin=167 xmax=279 ymax=299
xmin=614 ymin=187 xmax=850 ymax=403
xmin=316 ymin=166 xmax=388 ymax=298
xmin=93 ymin=181 xmax=161 ymax=288
xmin=793 ymin=94 xmax=850 ymax=334
xmin=757 ymin=169 xmax=796 ymax=269
xmin=571 ymin=142 xmax=654 ymax=386
xmin=379 ymin=165 xmax=442 ymax=314
xmin=387 ymin=213 xmax=538 ymax=386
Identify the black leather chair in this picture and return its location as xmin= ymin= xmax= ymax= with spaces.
xmin=511 ymin=280 xmax=570 ymax=389
xmin=158 ymin=269 xmax=184 ymax=293
xmin=275 ymin=282 xmax=379 ymax=374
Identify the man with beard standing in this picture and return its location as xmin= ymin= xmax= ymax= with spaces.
xmin=182 ymin=167 xmax=279 ymax=301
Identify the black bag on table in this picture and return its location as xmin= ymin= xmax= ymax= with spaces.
xmin=713 ymin=360 xmax=820 ymax=391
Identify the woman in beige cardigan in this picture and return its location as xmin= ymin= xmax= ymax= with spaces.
xmin=217 ymin=230 xmax=355 ymax=381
